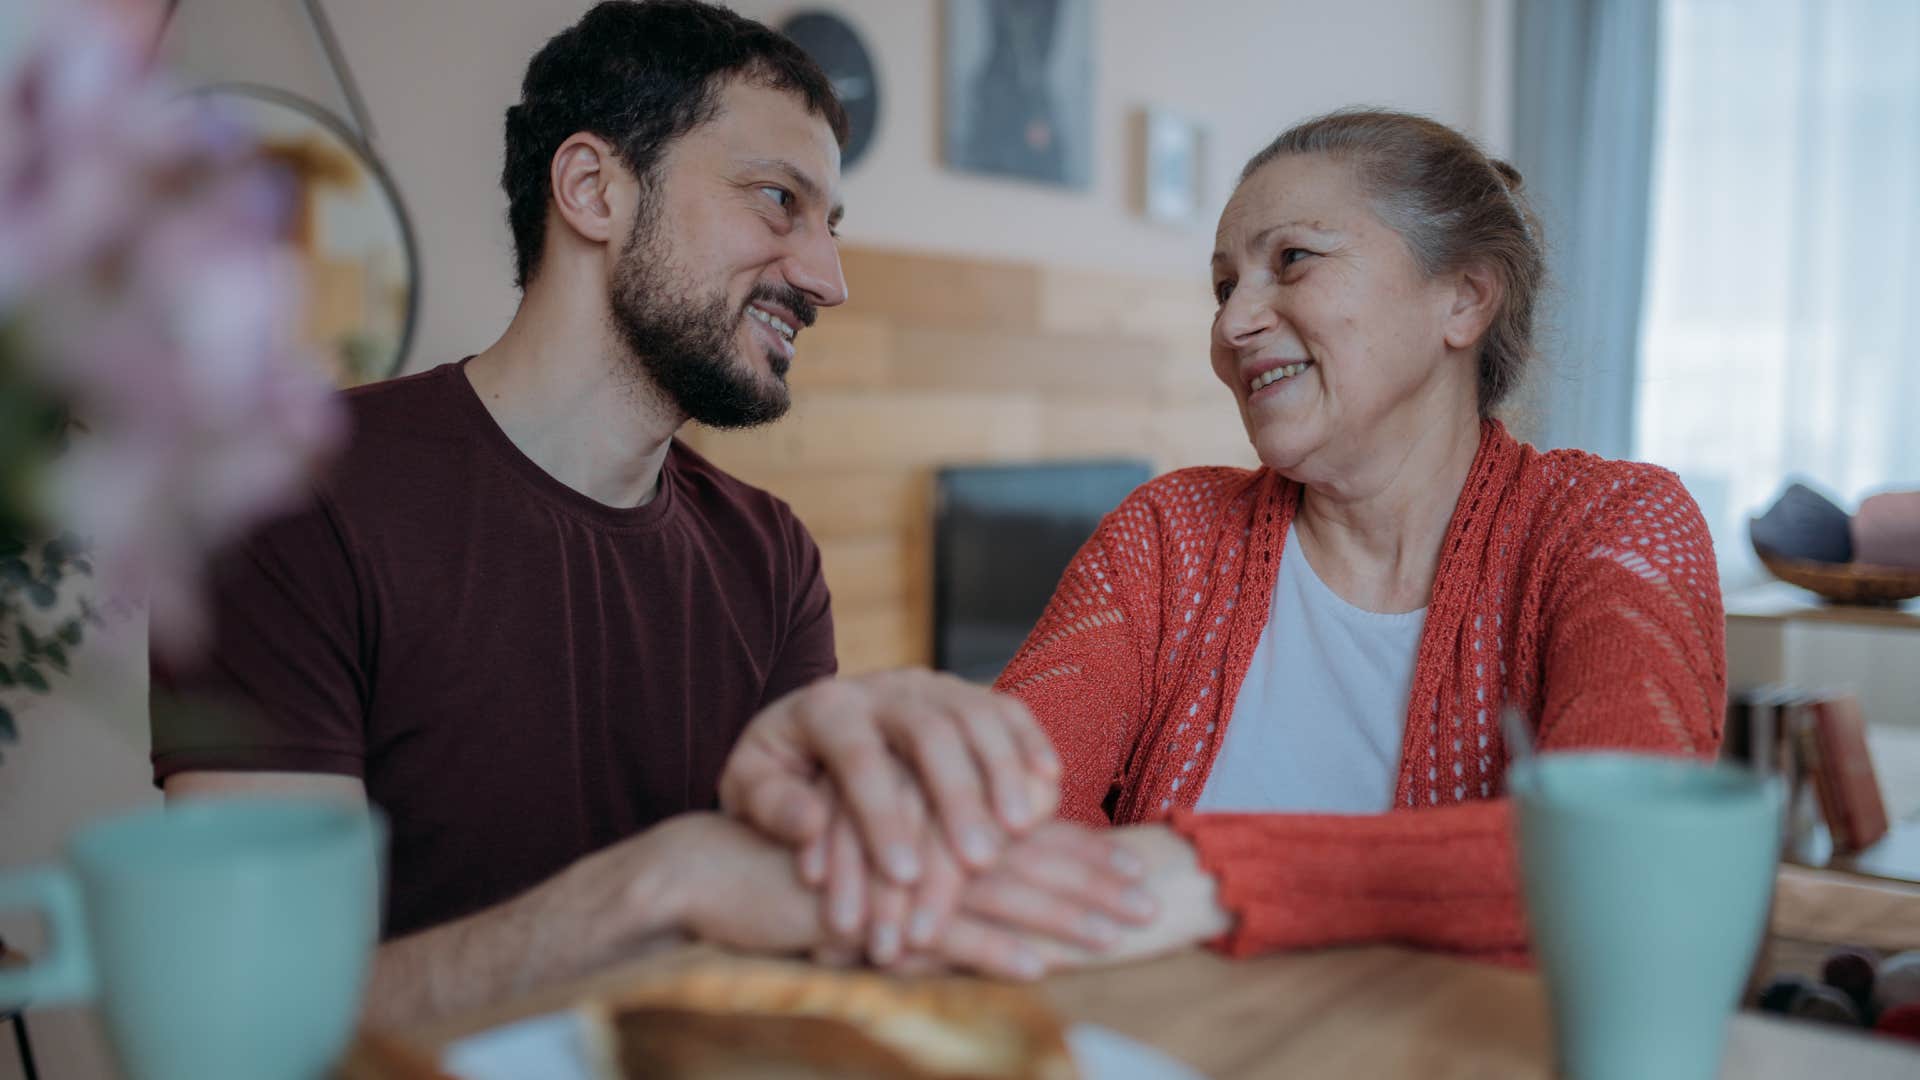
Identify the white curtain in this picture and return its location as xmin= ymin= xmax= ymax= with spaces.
xmin=1635 ymin=0 xmax=1920 ymax=584
xmin=1513 ymin=0 xmax=1664 ymax=460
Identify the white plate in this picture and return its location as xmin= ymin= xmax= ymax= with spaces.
xmin=442 ymin=1009 xmax=1208 ymax=1080
xmin=1066 ymin=1023 xmax=1209 ymax=1079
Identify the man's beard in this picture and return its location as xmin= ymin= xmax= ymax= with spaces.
xmin=607 ymin=207 xmax=812 ymax=430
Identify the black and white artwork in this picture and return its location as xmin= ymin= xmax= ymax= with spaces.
xmin=942 ymin=0 xmax=1093 ymax=188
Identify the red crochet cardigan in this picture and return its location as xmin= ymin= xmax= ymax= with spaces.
xmin=995 ymin=420 xmax=1726 ymax=963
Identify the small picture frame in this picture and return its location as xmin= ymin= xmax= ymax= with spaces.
xmin=1139 ymin=107 xmax=1204 ymax=224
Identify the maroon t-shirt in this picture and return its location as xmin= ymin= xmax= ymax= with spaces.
xmin=151 ymin=361 xmax=836 ymax=938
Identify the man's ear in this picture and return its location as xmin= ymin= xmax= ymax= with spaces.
xmin=548 ymin=132 xmax=622 ymax=247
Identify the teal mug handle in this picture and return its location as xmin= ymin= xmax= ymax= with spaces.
xmin=0 ymin=866 xmax=97 ymax=1010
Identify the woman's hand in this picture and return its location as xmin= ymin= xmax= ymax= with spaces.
xmin=919 ymin=824 xmax=1234 ymax=978
xmin=920 ymin=820 xmax=1164 ymax=978
xmin=803 ymin=764 xmax=1153 ymax=976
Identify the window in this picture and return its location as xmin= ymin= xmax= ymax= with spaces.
xmin=1634 ymin=0 xmax=1920 ymax=584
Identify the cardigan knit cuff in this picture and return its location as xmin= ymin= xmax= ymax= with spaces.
xmin=1170 ymin=803 xmax=1531 ymax=960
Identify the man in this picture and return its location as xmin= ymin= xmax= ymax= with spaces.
xmin=152 ymin=0 xmax=1141 ymax=1025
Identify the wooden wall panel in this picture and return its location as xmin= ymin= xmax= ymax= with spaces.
xmin=783 ymin=316 xmax=895 ymax=390
xmin=1038 ymin=264 xmax=1217 ymax=340
xmin=817 ymin=535 xmax=915 ymax=611
xmin=886 ymin=328 xmax=1169 ymax=395
xmin=1033 ymin=400 xmax=1160 ymax=460
xmin=834 ymin=605 xmax=931 ymax=675
xmin=839 ymin=249 xmax=1044 ymax=330
xmin=696 ymin=392 xmax=1044 ymax=473
xmin=716 ymin=467 xmax=925 ymax=541
xmin=682 ymin=247 xmax=1262 ymax=674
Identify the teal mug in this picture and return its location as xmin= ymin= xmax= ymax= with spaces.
xmin=0 ymin=797 xmax=384 ymax=1080
xmin=1512 ymin=752 xmax=1782 ymax=1080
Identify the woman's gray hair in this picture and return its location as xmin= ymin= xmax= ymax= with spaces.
xmin=1241 ymin=108 xmax=1546 ymax=414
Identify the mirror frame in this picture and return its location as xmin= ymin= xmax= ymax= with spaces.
xmin=192 ymin=81 xmax=422 ymax=383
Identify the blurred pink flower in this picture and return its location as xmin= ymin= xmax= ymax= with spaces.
xmin=1 ymin=0 xmax=345 ymax=659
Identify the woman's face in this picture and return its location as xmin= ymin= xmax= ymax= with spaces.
xmin=1209 ymin=153 xmax=1479 ymax=484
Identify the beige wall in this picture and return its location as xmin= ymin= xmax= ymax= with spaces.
xmin=160 ymin=0 xmax=1511 ymax=373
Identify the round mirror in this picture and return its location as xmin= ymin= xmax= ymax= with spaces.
xmin=193 ymin=83 xmax=419 ymax=387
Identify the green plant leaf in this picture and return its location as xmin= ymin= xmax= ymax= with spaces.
xmin=0 ymin=534 xmax=22 ymax=559
xmin=0 ymin=558 xmax=27 ymax=585
xmin=57 ymin=620 xmax=82 ymax=646
xmin=27 ymin=581 xmax=56 ymax=608
xmin=18 ymin=625 xmax=38 ymax=654
xmin=0 ymin=665 xmax=13 ymax=687
xmin=42 ymin=642 xmax=67 ymax=673
xmin=0 ymin=703 xmax=14 ymax=743
xmin=17 ymin=664 xmax=48 ymax=693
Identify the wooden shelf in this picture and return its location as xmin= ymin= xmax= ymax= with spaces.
xmin=1725 ymin=582 xmax=1920 ymax=630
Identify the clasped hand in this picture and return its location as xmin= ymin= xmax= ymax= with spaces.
xmin=716 ymin=670 xmax=1162 ymax=979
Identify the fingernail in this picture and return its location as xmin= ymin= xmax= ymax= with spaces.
xmin=1121 ymin=888 xmax=1156 ymax=920
xmin=962 ymin=826 xmax=997 ymax=866
xmin=1109 ymin=848 xmax=1145 ymax=877
xmin=885 ymin=843 xmax=922 ymax=884
xmin=871 ymin=923 xmax=901 ymax=964
xmin=1083 ymin=914 xmax=1119 ymax=946
xmin=907 ymin=908 xmax=940 ymax=946
xmin=1009 ymin=948 xmax=1044 ymax=980
xmin=1001 ymin=788 xmax=1035 ymax=829
xmin=800 ymin=845 xmax=826 ymax=883
xmin=833 ymin=891 xmax=862 ymax=933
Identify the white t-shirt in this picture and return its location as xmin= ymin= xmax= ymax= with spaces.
xmin=1193 ymin=526 xmax=1426 ymax=814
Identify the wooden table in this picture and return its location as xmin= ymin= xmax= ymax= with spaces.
xmin=370 ymin=942 xmax=1920 ymax=1080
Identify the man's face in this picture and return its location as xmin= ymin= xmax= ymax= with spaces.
xmin=609 ymin=78 xmax=847 ymax=429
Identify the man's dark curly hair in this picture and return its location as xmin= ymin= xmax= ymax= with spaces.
xmin=502 ymin=0 xmax=849 ymax=289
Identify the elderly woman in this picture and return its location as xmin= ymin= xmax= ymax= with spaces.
xmin=978 ymin=107 xmax=1726 ymax=966
xmin=721 ymin=107 xmax=1725 ymax=975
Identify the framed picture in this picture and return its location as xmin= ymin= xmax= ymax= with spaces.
xmin=1141 ymin=107 xmax=1204 ymax=224
xmin=942 ymin=0 xmax=1093 ymax=188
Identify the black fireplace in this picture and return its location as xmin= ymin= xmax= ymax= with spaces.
xmin=932 ymin=459 xmax=1152 ymax=683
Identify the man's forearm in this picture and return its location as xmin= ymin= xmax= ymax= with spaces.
xmin=359 ymin=819 xmax=690 ymax=1027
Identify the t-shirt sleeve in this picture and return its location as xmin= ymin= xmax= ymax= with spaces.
xmin=760 ymin=512 xmax=837 ymax=705
xmin=150 ymin=491 xmax=370 ymax=784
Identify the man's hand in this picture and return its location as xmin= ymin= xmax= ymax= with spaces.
xmin=719 ymin=670 xmax=1061 ymax=887
xmin=351 ymin=810 xmax=832 ymax=1028
xmin=649 ymin=812 xmax=828 ymax=955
